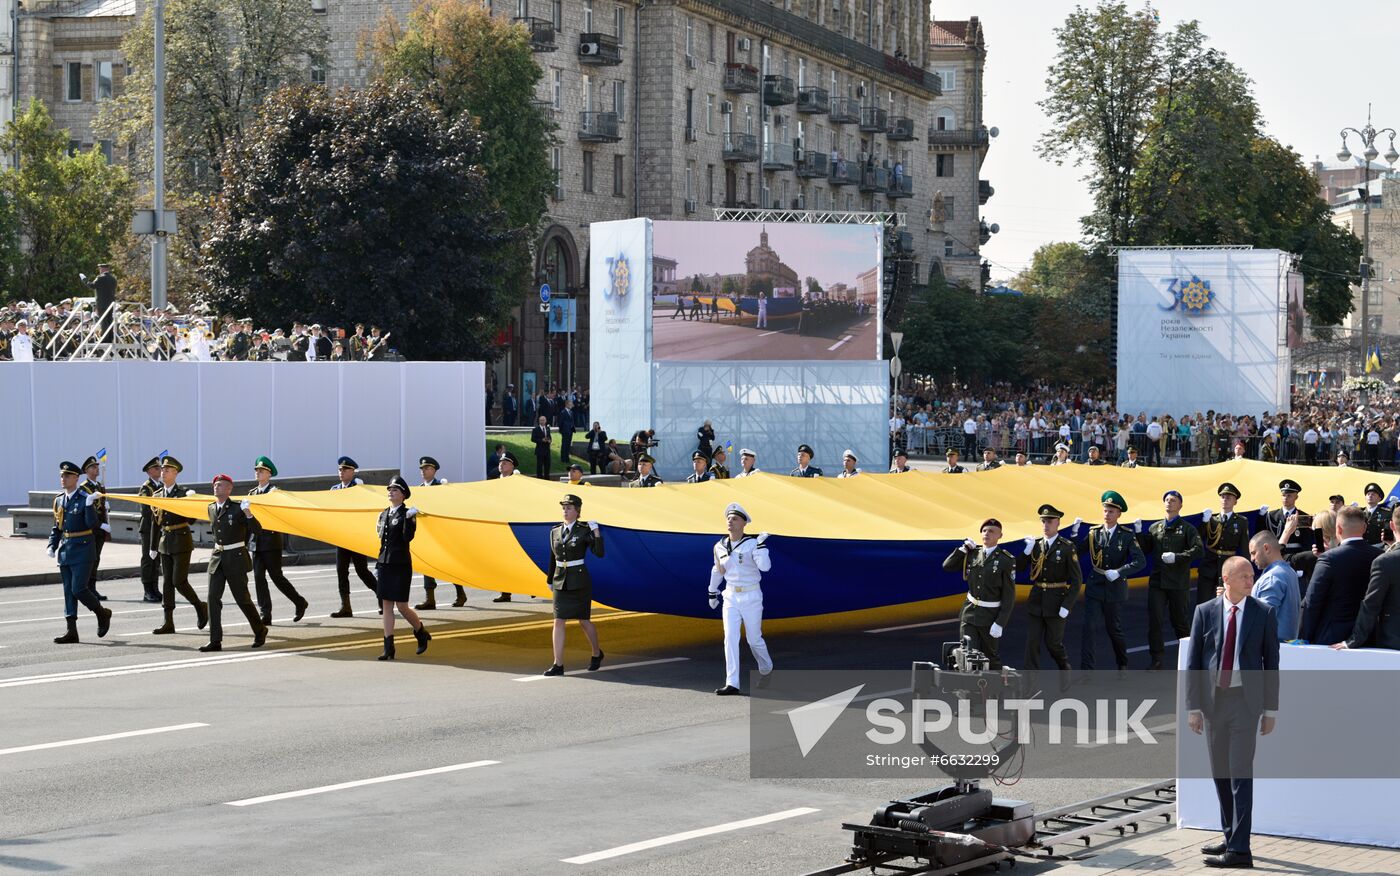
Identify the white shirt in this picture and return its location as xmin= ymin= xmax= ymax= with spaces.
xmin=709 ymin=535 xmax=770 ymax=591
xmin=1304 ymin=429 xmax=1319 ymax=444
xmin=1146 ymin=422 xmax=1163 ymax=440
xmin=735 ymin=466 xmax=760 ymax=478
xmin=963 ymin=418 xmax=977 ymax=435
xmin=11 ymin=332 xmax=33 ymax=362
xmin=1369 ymin=430 xmax=1381 ymax=445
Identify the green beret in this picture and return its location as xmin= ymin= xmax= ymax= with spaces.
xmin=1101 ymin=490 xmax=1127 ymax=513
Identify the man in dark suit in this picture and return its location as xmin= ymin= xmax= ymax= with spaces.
xmin=1300 ymin=505 xmax=1380 ymax=644
xmin=1335 ymin=506 xmax=1400 ymax=651
xmin=87 ymin=263 xmax=117 ymax=341
xmin=1187 ymin=556 xmax=1280 ymax=869
xmin=310 ymin=325 xmax=333 ymax=361
xmin=531 ymin=415 xmax=552 ymax=479
xmin=584 ymin=422 xmax=609 ymax=474
xmin=558 ymin=399 xmax=576 ymax=464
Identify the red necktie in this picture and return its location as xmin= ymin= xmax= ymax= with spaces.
xmin=1219 ymin=605 xmax=1238 ymax=688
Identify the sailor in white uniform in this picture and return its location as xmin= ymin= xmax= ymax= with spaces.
xmin=837 ymin=449 xmax=862 ymax=478
xmin=734 ymin=449 xmax=760 ymax=478
xmin=709 ymin=502 xmax=773 ymax=695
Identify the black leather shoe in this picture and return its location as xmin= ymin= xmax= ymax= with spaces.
xmin=756 ymin=673 xmax=772 ymax=689
xmin=252 ymin=629 xmax=266 ymax=649
xmin=96 ymin=606 xmax=112 ymax=638
xmin=293 ymin=600 xmax=308 ymax=622
xmin=715 ymin=685 xmax=742 ymax=696
xmin=260 ymin=613 xmax=272 ymax=626
xmin=493 ymin=594 xmax=513 ymax=603
xmin=95 ymin=592 xmax=108 ymax=601
xmin=1148 ymin=659 xmax=1163 ymax=671
xmin=543 ymin=664 xmax=565 ymax=676
xmin=195 ymin=602 xmax=209 ymax=630
xmin=1203 ymin=852 xmax=1252 ymax=868
xmin=413 ymin=624 xmax=431 ymax=655
xmin=142 ymin=594 xmax=162 ymax=603
xmin=588 ymin=651 xmax=604 ymax=671
xmin=1201 ymin=842 xmax=1228 ymax=856
xmin=199 ymin=642 xmax=222 ymax=653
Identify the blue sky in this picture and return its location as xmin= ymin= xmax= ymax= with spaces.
xmin=933 ymin=0 xmax=1395 ymax=281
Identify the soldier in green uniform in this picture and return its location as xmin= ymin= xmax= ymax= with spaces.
xmin=542 ymin=493 xmax=605 ymax=676
xmin=1017 ymin=503 xmax=1082 ymax=688
xmin=137 ymin=456 xmax=164 ymax=602
xmin=1078 ymin=490 xmax=1146 ymax=674
xmin=151 ymin=456 xmax=209 ymax=635
xmin=246 ymin=456 xmax=309 ymax=624
xmin=941 ymin=518 xmax=1016 ymax=669
xmin=199 ymin=474 xmax=267 ymax=652
xmin=1197 ymin=482 xmax=1250 ymax=605
xmin=976 ymin=448 xmax=1002 ymax=471
xmin=78 ymin=456 xmax=110 ymax=600
xmin=412 ymin=455 xmax=467 ymax=610
xmin=708 ymin=446 xmax=732 ymax=480
xmin=632 ymin=454 xmax=664 ymax=487
xmin=1362 ymin=482 xmax=1391 ymax=545
xmin=1086 ymin=446 xmax=1107 ymax=465
xmin=943 ymin=448 xmax=967 ymax=473
xmin=1142 ymin=489 xmax=1203 ymax=669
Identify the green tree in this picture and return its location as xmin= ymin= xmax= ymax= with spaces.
xmin=721 ymin=276 xmax=738 ymax=296
xmin=806 ymin=276 xmax=823 ymax=298
xmin=898 ymin=277 xmax=1032 ymax=383
xmin=1 ymin=100 xmax=133 ymax=302
xmin=200 ymin=82 xmax=515 ymax=359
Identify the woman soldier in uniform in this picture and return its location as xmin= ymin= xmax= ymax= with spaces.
xmin=375 ymin=476 xmax=431 ymax=661
xmin=543 ymin=493 xmax=605 ymax=676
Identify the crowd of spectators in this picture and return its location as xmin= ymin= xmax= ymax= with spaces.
xmin=889 ymin=381 xmax=1400 ymax=470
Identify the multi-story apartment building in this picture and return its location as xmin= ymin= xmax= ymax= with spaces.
xmin=7 ymin=0 xmax=990 ymax=396
xmin=1333 ymin=175 xmax=1400 ymax=339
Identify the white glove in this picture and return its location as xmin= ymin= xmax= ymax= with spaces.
xmin=100 ymin=522 xmax=111 ymax=533
xmin=1105 ymin=569 xmax=1121 ymax=582
xmin=185 ymin=490 xmax=195 ymax=497
xmin=1058 ymin=606 xmax=1070 ymax=619
xmin=1202 ymin=508 xmax=1213 ymax=523
xmin=79 ymin=272 xmax=87 ymax=281
xmin=961 ymin=539 xmax=976 ymax=553
xmin=1259 ymin=505 xmax=1269 ymax=516
xmin=1022 ymin=537 xmax=1035 ymax=556
xmin=47 ymin=547 xmax=57 ymax=558
xmin=1133 ymin=519 xmax=1143 ymax=533
xmin=1071 ymin=517 xmax=1083 ymax=536
xmin=406 ymin=507 xmax=418 ymax=518
xmin=587 ymin=520 xmax=598 ymax=532
xmin=989 ymin=622 xmax=1003 ymax=639
xmin=85 ymin=490 xmax=100 ymax=506
xmin=1161 ymin=552 xmax=1176 ymax=565
xmin=708 ymin=595 xmax=720 ymax=609
xmin=756 ymin=532 xmax=769 ymax=546
xmin=149 ymin=549 xmax=158 ymax=559
xmin=240 ymin=500 xmax=250 ymax=512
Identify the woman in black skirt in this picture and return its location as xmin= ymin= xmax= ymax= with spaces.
xmin=376 ymin=476 xmax=431 ymax=660
xmin=543 ymin=493 xmax=605 ymax=676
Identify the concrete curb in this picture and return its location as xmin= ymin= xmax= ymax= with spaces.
xmin=0 ymin=550 xmax=338 ymax=589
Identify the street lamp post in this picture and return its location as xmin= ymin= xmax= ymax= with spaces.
xmin=1337 ymin=105 xmax=1399 ymax=375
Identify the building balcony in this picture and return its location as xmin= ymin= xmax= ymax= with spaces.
xmin=886 ymin=172 xmax=912 ymax=198
xmin=578 ymin=32 xmax=621 ymax=65
xmin=762 ymin=74 xmax=796 ymax=106
xmin=796 ymin=86 xmax=828 ymax=114
xmin=828 ymin=97 xmax=859 ymax=124
xmin=829 ymin=160 xmax=856 ymax=185
xmin=762 ymin=141 xmax=796 ymax=170
xmin=858 ymin=106 xmax=888 ymax=133
xmin=886 ymin=116 xmax=915 ymax=141
xmin=513 ymin=17 xmax=557 ymax=52
xmin=797 ymin=150 xmax=828 ymax=178
xmin=722 ymin=63 xmax=760 ymax=94
xmin=927 ymin=126 xmax=990 ymax=148
xmin=722 ymin=132 xmax=758 ymax=162
xmin=979 ymin=179 xmax=995 ymax=204
xmin=859 ymin=166 xmax=889 ymax=193
xmin=578 ymin=111 xmax=621 ymax=142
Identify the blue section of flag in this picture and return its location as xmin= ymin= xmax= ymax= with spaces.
xmin=95 ymin=447 xmax=107 ymax=462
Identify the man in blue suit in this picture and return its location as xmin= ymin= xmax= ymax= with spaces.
xmin=1300 ymin=506 xmax=1380 ymax=644
xmin=46 ymin=460 xmax=113 ymax=643
xmin=1186 ymin=556 xmax=1280 ymax=869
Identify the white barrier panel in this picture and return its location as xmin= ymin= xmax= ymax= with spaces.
xmin=1 ymin=361 xmax=485 ymax=505
xmin=1177 ymin=643 xmax=1400 ymax=848
xmin=1117 ymin=249 xmax=1290 ymax=417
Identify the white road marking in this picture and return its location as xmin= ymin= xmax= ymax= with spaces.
xmin=0 ymin=722 xmax=208 ymax=756
xmin=513 ymin=657 xmax=689 ymax=682
xmin=864 ymin=618 xmax=959 ymax=634
xmin=562 ymin=807 xmax=821 ymax=864
xmin=0 ymin=608 xmax=159 ymax=626
xmin=1126 ymin=641 xmax=1180 ymax=655
xmin=0 ymin=596 xmax=65 ymax=606
xmin=226 ymin=760 xmax=499 ymax=807
xmin=827 ymin=335 xmax=852 ymax=351
xmin=861 ymin=320 xmax=872 ymax=327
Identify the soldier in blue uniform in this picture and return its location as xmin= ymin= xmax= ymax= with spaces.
xmin=47 ymin=460 xmax=113 ymax=643
xmin=200 ymin=474 xmax=267 ymax=652
xmin=686 ymin=450 xmax=714 ymax=483
xmin=791 ymin=444 xmax=823 ymax=477
xmin=329 ymin=456 xmax=380 ymax=618
xmin=413 ymin=456 xmax=468 ymax=610
xmin=151 ymin=456 xmax=209 ymax=635
xmin=246 ymin=456 xmax=309 ymax=624
xmin=1078 ymin=490 xmax=1146 ymax=675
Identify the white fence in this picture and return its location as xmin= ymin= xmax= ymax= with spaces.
xmin=0 ymin=361 xmax=486 ymax=505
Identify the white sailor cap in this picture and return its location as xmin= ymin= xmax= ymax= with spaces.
xmin=739 ymin=448 xmax=756 ymax=458
xmin=724 ymin=502 xmax=751 ymax=522
xmin=843 ymin=449 xmax=858 ymax=461
xmin=1055 ymin=442 xmax=1070 ymax=452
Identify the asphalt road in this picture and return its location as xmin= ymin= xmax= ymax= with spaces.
xmin=1 ymin=567 xmax=1175 ymax=875
xmin=651 ymin=313 xmax=879 ymax=361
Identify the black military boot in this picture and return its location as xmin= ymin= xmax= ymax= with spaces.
xmin=413 ymin=623 xmax=431 ymax=655
xmin=452 ymin=586 xmax=468 ymax=607
xmin=330 ymin=596 xmax=354 ymax=618
xmin=76 ymin=590 xmax=112 ymax=638
xmin=414 ymin=590 xmax=436 ymax=611
xmin=195 ymin=601 xmax=209 ymax=630
xmin=53 ymin=617 xmax=79 ymax=644
xmin=152 ymin=609 xmax=176 ymax=635
xmin=377 ymin=636 xmax=396 ymax=661
xmin=292 ymin=598 xmax=308 ymax=623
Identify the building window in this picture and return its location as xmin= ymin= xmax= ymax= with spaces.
xmin=1367 ymin=314 xmax=1383 ymax=334
xmin=944 ymin=236 xmax=954 ymax=257
xmin=707 ymin=24 xmax=715 ymax=61
xmin=583 ymin=0 xmax=592 ymax=31
xmin=583 ymin=151 xmax=595 ymax=193
xmin=582 ymin=73 xmax=592 ymax=111
xmin=707 ymin=163 xmax=715 ymax=204
xmin=936 ymin=153 xmax=954 ymax=177
xmin=614 ymin=6 xmax=625 ymax=41
xmin=685 ymin=162 xmax=695 ymax=200
xmin=705 ymin=94 xmax=714 ymax=133
xmin=613 ymin=154 xmax=624 ymax=197
xmin=552 ymin=0 xmax=562 ymax=28
xmin=1368 ymin=287 xmax=1383 ymax=307
xmin=552 ymin=146 xmax=563 ymax=199
xmin=744 ymin=104 xmax=752 ymax=135
xmin=516 ymin=0 xmax=527 ymax=17
xmin=935 ymin=67 xmax=957 ymax=91
xmin=552 ymin=69 xmax=562 ymax=108
xmin=934 ymin=108 xmax=955 ymax=131
xmin=797 ymin=56 xmax=805 ymax=88
xmin=66 ymin=62 xmax=82 ymax=102
xmin=98 ymin=139 xmax=113 ymax=163
xmin=686 ymin=17 xmax=694 ymax=58
xmin=97 ymin=61 xmax=113 ymax=100
xmin=685 ymin=87 xmax=694 ymax=133
xmin=309 ymin=61 xmax=325 ymax=86
xmin=612 ymin=80 xmax=625 ymax=120
xmin=67 ymin=138 xmax=81 ymax=156
xmin=944 ymin=196 xmax=954 ymax=221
